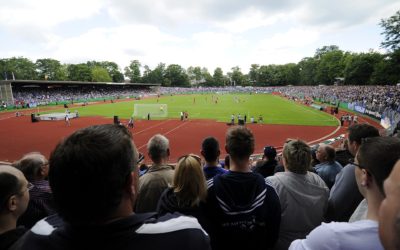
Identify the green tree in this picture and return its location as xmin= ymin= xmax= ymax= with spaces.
xmin=371 ymin=50 xmax=400 ymax=84
xmin=141 ymin=63 xmax=166 ymax=84
xmin=228 ymin=66 xmax=245 ymax=86
xmin=249 ymin=64 xmax=260 ymax=85
xmin=100 ymin=61 xmax=124 ymax=82
xmin=187 ymin=66 xmax=203 ymax=85
xmin=35 ymin=58 xmax=66 ymax=80
xmin=67 ymin=64 xmax=92 ymax=81
xmin=201 ymin=67 xmax=213 ymax=86
xmin=281 ymin=63 xmax=300 ymax=85
xmin=380 ymin=10 xmax=400 ymax=51
xmin=212 ymin=67 xmax=225 ymax=86
xmin=91 ymin=66 xmax=112 ymax=82
xmin=124 ymin=60 xmax=141 ymax=83
xmin=164 ymin=64 xmax=189 ymax=87
xmin=344 ymin=52 xmax=383 ymax=85
xmin=0 ymin=57 xmax=36 ymax=80
xmin=315 ymin=47 xmax=345 ymax=85
xmin=298 ymin=57 xmax=318 ymax=85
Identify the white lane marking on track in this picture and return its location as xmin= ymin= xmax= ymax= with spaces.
xmin=136 ymin=120 xmax=190 ymax=150
xmin=132 ymin=120 xmax=171 ymax=136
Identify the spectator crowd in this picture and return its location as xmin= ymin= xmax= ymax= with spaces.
xmin=1 ymin=120 xmax=400 ymax=250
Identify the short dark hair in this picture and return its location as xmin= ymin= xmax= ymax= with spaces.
xmin=202 ymin=137 xmax=220 ymax=162
xmin=49 ymin=124 xmax=137 ymax=225
xmin=348 ymin=124 xmax=379 ymax=144
xmin=324 ymin=145 xmax=336 ymax=162
xmin=0 ymin=172 xmax=21 ymax=212
xmin=225 ymin=126 xmax=254 ymax=162
xmin=356 ymin=136 xmax=400 ymax=195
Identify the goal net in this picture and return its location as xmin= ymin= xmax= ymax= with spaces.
xmin=133 ymin=104 xmax=168 ymax=118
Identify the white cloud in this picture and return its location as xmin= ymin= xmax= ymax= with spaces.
xmin=257 ymin=28 xmax=319 ymax=51
xmin=45 ymin=24 xmax=184 ymax=69
xmin=0 ymin=0 xmax=104 ymax=29
xmin=213 ymin=7 xmax=285 ymax=33
xmin=0 ymin=0 xmax=399 ymax=73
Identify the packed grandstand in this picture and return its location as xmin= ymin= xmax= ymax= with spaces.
xmin=3 ymin=84 xmax=400 ymax=135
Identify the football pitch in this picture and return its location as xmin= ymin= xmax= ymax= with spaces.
xmin=52 ymin=93 xmax=338 ymax=126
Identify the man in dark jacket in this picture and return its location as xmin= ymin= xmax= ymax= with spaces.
xmin=13 ymin=125 xmax=210 ymax=250
xmin=205 ymin=126 xmax=281 ymax=250
xmin=252 ymin=146 xmax=278 ymax=178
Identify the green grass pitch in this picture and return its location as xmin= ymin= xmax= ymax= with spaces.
xmin=49 ymin=93 xmax=338 ymax=126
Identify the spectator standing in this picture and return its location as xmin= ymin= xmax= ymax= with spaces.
xmin=13 ymin=124 xmax=210 ymax=250
xmin=267 ymin=140 xmax=329 ymax=250
xmin=0 ymin=164 xmax=30 ymax=250
xmin=326 ymin=124 xmax=379 ymax=222
xmin=201 ymin=137 xmax=227 ymax=180
xmin=135 ymin=134 xmax=174 ymax=213
xmin=252 ymin=146 xmax=278 ymax=178
xmin=378 ymin=159 xmax=400 ymax=250
xmin=205 ymin=126 xmax=281 ymax=250
xmin=314 ymin=144 xmax=343 ymax=189
xmin=290 ymin=137 xmax=400 ymax=250
xmin=157 ymin=154 xmax=210 ymax=231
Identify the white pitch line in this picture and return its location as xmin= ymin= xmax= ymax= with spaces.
xmin=307 ymin=123 xmax=342 ymax=145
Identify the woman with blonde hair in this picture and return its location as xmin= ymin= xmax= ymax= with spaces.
xmin=157 ymin=154 xmax=209 ymax=230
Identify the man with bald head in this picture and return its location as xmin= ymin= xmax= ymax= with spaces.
xmin=13 ymin=152 xmax=55 ymax=228
xmin=0 ymin=164 xmax=30 ymax=249
xmin=379 ymin=159 xmax=400 ymax=250
xmin=314 ymin=144 xmax=343 ymax=189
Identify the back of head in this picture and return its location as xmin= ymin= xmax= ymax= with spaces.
xmin=348 ymin=124 xmax=379 ymax=144
xmin=0 ymin=165 xmax=22 ymax=213
xmin=356 ymin=136 xmax=400 ymax=195
xmin=49 ymin=124 xmax=137 ymax=226
xmin=263 ymin=146 xmax=277 ymax=160
xmin=225 ymin=126 xmax=254 ymax=163
xmin=147 ymin=134 xmax=169 ymax=163
xmin=0 ymin=165 xmax=28 ymax=219
xmin=201 ymin=137 xmax=220 ymax=162
xmin=13 ymin=152 xmax=47 ymax=181
xmin=173 ymin=155 xmax=207 ymax=207
xmin=283 ymin=140 xmax=311 ymax=174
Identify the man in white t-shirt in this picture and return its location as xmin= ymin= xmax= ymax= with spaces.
xmin=378 ymin=159 xmax=400 ymax=250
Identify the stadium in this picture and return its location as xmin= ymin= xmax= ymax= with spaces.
xmin=1 ymin=3 xmax=400 ymax=250
xmin=0 ymin=80 xmax=389 ymax=163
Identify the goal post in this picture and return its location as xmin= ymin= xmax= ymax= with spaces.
xmin=133 ymin=104 xmax=168 ymax=118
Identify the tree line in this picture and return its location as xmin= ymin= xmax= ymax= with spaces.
xmin=1 ymin=10 xmax=399 ymax=87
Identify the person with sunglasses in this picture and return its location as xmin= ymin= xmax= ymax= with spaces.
xmin=157 ymin=154 xmax=210 ymax=232
xmin=205 ymin=126 xmax=281 ymax=250
xmin=13 ymin=124 xmax=210 ymax=250
xmin=327 ymin=124 xmax=379 ymax=222
xmin=290 ymin=136 xmax=400 ymax=250
xmin=0 ymin=164 xmax=30 ymax=249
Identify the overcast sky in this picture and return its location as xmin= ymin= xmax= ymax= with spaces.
xmin=0 ymin=0 xmax=399 ymax=73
